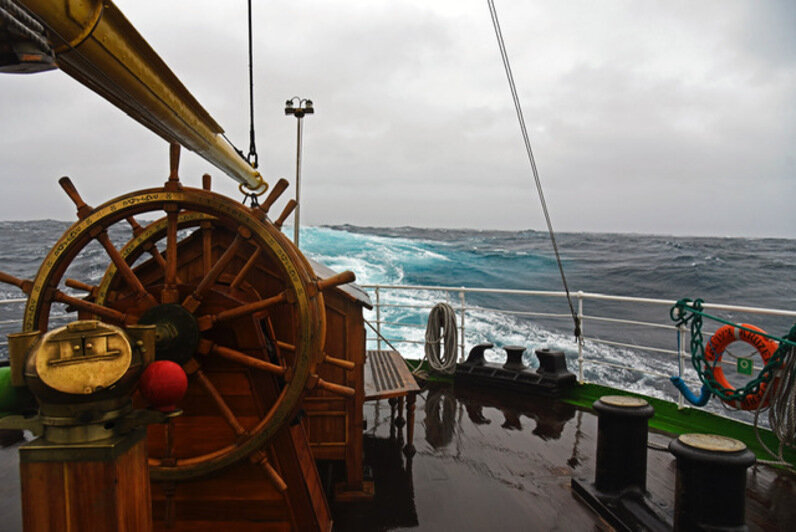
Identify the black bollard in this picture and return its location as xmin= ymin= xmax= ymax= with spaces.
xmin=502 ymin=345 xmax=527 ymax=371
xmin=535 ymin=349 xmax=576 ymax=386
xmin=593 ymin=395 xmax=654 ymax=495
xmin=668 ymin=433 xmax=755 ymax=531
xmin=464 ymin=342 xmax=493 ymax=366
xmin=572 ymin=395 xmax=669 ymax=531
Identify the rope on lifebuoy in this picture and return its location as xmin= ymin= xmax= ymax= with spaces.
xmin=704 ymin=323 xmax=779 ymax=410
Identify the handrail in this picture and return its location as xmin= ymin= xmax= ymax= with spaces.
xmin=1 ymin=285 xmax=792 ymax=412
xmin=360 ymin=284 xmax=796 ymax=317
xmin=360 ymin=283 xmax=796 ymax=410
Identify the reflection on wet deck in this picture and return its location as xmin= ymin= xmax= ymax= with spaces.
xmin=330 ymin=383 xmax=796 ymax=531
xmin=0 ymin=383 xmax=794 ymax=530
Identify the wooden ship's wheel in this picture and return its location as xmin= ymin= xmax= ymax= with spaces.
xmin=12 ymin=147 xmax=355 ymax=528
xmin=1 ymin=1 xmax=367 ymax=528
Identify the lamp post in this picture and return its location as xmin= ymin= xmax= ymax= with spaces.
xmin=284 ymin=97 xmax=314 ymax=248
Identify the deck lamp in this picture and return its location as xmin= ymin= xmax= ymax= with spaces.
xmin=284 ymin=97 xmax=314 ymax=247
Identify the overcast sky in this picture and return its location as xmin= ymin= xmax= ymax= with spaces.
xmin=0 ymin=0 xmax=793 ymax=237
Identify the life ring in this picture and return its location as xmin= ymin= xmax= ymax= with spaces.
xmin=704 ymin=324 xmax=779 ymax=410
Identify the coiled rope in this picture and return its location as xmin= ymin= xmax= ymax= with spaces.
xmin=423 ymin=303 xmax=458 ymax=374
xmin=757 ymin=341 xmax=796 ymax=467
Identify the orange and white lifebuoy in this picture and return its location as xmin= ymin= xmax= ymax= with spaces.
xmin=704 ymin=324 xmax=779 ymax=410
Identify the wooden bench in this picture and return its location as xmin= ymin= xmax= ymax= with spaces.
xmin=364 ymin=350 xmax=421 ymax=454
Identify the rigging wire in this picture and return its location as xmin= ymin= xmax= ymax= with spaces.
xmin=486 ymin=0 xmax=580 ymax=338
xmin=246 ymin=0 xmax=258 ymax=168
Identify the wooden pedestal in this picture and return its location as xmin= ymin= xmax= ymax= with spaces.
xmin=20 ymin=429 xmax=152 ymax=532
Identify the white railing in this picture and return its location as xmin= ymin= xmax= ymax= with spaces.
xmin=0 ymin=297 xmax=75 ymax=349
xmin=1 ymin=288 xmax=794 ymax=410
xmin=361 ymin=284 xmax=796 ymax=409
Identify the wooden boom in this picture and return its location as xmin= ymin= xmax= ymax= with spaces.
xmin=15 ymin=0 xmax=263 ymax=189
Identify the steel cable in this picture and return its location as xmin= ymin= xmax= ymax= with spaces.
xmin=486 ymin=0 xmax=580 ymax=337
xmin=246 ymin=0 xmax=258 ymax=168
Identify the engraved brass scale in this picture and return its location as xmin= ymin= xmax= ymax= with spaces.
xmin=0 ymin=1 xmax=356 ymax=529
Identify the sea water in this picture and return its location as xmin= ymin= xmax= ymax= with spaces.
xmin=0 ymin=221 xmax=793 ymax=420
xmin=306 ymin=225 xmax=795 ymax=421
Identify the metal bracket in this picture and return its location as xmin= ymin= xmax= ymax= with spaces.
xmin=0 ymin=413 xmax=44 ymax=436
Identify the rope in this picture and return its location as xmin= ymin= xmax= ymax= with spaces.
xmin=671 ymin=299 xmax=796 ymax=465
xmin=246 ymin=0 xmax=258 ymax=168
xmin=0 ymin=0 xmax=45 ymax=34
xmin=423 ymin=303 xmax=458 ymax=374
xmin=486 ymin=0 xmax=580 ymax=338
xmin=757 ymin=343 xmax=796 ymax=465
xmin=670 ymin=299 xmax=796 ymax=404
xmin=0 ymin=0 xmax=51 ymax=52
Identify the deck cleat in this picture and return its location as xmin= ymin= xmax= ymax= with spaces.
xmin=455 ymin=346 xmax=576 ymax=396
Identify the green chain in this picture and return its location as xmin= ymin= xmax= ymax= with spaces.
xmin=670 ymin=298 xmax=796 ymax=404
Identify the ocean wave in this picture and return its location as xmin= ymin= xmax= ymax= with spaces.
xmin=0 ymin=222 xmax=791 ymax=427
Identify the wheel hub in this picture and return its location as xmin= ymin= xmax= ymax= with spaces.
xmin=138 ymin=303 xmax=199 ymax=365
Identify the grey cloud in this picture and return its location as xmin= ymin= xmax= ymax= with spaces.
xmin=0 ymin=0 xmax=792 ymax=237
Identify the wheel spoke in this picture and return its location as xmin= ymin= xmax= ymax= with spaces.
xmin=250 ymin=450 xmax=287 ymax=492
xmin=166 ymin=420 xmax=175 ymax=459
xmin=53 ymin=290 xmax=128 ymax=324
xmin=160 ymin=420 xmax=176 ymax=467
xmin=58 ymin=177 xmax=92 ymax=219
xmin=265 ymin=317 xmax=286 ymax=367
xmin=149 ymin=244 xmax=169 ymax=271
xmin=277 ymin=340 xmax=294 ymax=352
xmin=229 ymin=247 xmax=261 ymax=291
xmin=127 ymin=216 xmax=184 ymax=284
xmin=183 ymin=232 xmax=247 ymax=313
xmin=162 ymin=205 xmax=180 ymax=303
xmin=204 ymin=342 xmax=286 ymax=376
xmin=324 ymin=354 xmax=355 ymax=371
xmin=317 ymin=270 xmax=356 ymax=291
xmin=258 ymin=178 xmax=289 ymax=216
xmin=201 ymin=221 xmax=213 ymax=276
xmin=195 ymin=370 xmax=246 ymax=436
xmin=0 ymin=270 xmax=33 ymax=294
xmin=274 ymin=199 xmax=297 ymax=230
xmin=197 ymin=290 xmax=288 ymax=331
xmin=97 ymin=231 xmax=157 ymax=306
xmin=308 ymin=374 xmax=356 ymax=397
xmin=126 ymin=216 xmax=145 ymax=237
xmin=65 ymin=278 xmax=98 ymax=297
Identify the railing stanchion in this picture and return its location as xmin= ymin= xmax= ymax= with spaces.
xmin=677 ymin=324 xmax=687 ymax=410
xmin=375 ymin=287 xmax=382 ymax=352
xmin=459 ymin=289 xmax=466 ymax=362
xmin=577 ymin=291 xmax=584 ymax=384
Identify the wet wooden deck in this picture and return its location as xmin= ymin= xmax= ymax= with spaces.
xmin=0 ymin=382 xmax=794 ymax=530
xmin=330 ymin=383 xmax=796 ymax=531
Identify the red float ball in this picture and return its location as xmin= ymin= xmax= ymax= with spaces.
xmin=139 ymin=360 xmax=188 ymax=412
